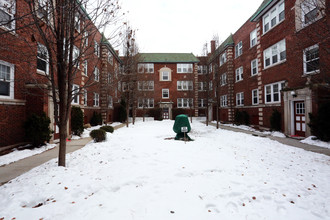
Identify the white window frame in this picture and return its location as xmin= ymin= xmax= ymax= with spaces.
xmin=236 ymin=92 xmax=244 ymax=106
xmin=138 ymin=98 xmax=154 ymax=108
xmin=83 ymin=31 xmax=88 ymax=47
xmin=0 ymin=60 xmax=14 ymax=99
xmin=235 ymin=41 xmax=242 ymax=58
xmin=75 ymin=12 xmax=80 ymax=32
xmin=177 ymin=63 xmax=193 ymax=73
xmin=263 ymin=0 xmax=285 ymax=34
xmin=198 ymin=65 xmax=207 ymax=74
xmin=108 ymin=51 xmax=113 ymax=65
xmin=303 ymin=44 xmax=319 ymax=74
xmin=251 ymin=59 xmax=258 ymax=76
xmin=138 ymin=81 xmax=154 ymax=91
xmin=221 ymin=73 xmax=227 ymax=86
xmin=93 ymin=92 xmax=99 ymax=107
xmin=83 ymin=90 xmax=87 ymax=106
xmin=37 ymin=43 xmax=49 ymax=74
xmin=162 ymin=89 xmax=169 ymax=99
xmin=198 ymin=98 xmax=206 ymax=108
xmin=264 ymin=81 xmax=285 ymax=104
xmin=252 ymin=89 xmax=259 ymax=105
xmin=138 ymin=63 xmax=154 ymax=73
xmin=83 ymin=60 xmax=88 ymax=76
xmin=198 ymin=82 xmax=207 ymax=91
xmin=161 ymin=71 xmax=170 ymax=81
xmin=94 ymin=67 xmax=99 ymax=81
xmin=177 ymin=81 xmax=193 ymax=91
xmin=235 ymin=66 xmax=243 ymax=82
xmin=72 ymin=84 xmax=79 ymax=104
xmin=220 ymin=52 xmax=227 ymax=66
xmin=94 ymin=41 xmax=99 ymax=57
xmin=263 ymin=39 xmax=286 ymax=68
xmin=177 ymin=98 xmax=193 ymax=108
xmin=301 ymin=0 xmax=320 ymax=27
xmin=220 ymin=95 xmax=228 ymax=107
xmin=108 ymin=95 xmax=113 ymax=108
xmin=0 ymin=0 xmax=16 ymax=31
xmin=250 ymin=29 xmax=257 ymax=47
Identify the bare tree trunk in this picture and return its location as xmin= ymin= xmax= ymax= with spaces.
xmin=58 ymin=124 xmax=67 ymax=166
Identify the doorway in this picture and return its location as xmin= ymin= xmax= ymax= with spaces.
xmin=294 ymin=101 xmax=306 ymax=137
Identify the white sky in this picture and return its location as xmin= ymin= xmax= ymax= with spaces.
xmin=120 ymin=0 xmax=263 ymax=56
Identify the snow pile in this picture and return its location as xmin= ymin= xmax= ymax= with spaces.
xmin=0 ymin=121 xmax=329 ymax=220
xmin=301 ymin=136 xmax=330 ymax=149
xmin=0 ymin=144 xmax=56 ymax=166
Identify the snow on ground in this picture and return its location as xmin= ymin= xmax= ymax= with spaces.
xmin=1 ymin=120 xmax=330 ymax=220
xmin=301 ymin=136 xmax=330 ymax=149
xmin=0 ymin=144 xmax=56 ymax=167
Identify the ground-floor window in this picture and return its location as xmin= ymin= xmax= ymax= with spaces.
xmin=138 ymin=98 xmax=154 ymax=108
xmin=0 ymin=60 xmax=14 ymax=99
xmin=177 ymin=98 xmax=193 ymax=108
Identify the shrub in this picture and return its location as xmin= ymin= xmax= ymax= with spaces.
xmin=172 ymin=108 xmax=186 ymax=119
xmin=100 ymin=125 xmax=114 ymax=133
xmin=234 ymin=110 xmax=242 ymax=125
xmin=24 ymin=113 xmax=53 ymax=147
xmin=90 ymin=129 xmax=106 ymax=142
xmin=90 ymin=111 xmax=102 ymax=126
xmin=308 ymin=102 xmax=330 ymax=142
xmin=234 ymin=110 xmax=250 ymax=125
xmin=148 ymin=108 xmax=163 ymax=120
xmin=242 ymin=111 xmax=250 ymax=125
xmin=71 ymin=106 xmax=84 ymax=136
xmin=270 ymin=109 xmax=281 ymax=131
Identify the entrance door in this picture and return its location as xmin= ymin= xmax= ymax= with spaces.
xmin=163 ymin=108 xmax=169 ymax=119
xmin=294 ymin=101 xmax=306 ymax=137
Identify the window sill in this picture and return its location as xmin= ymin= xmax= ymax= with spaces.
xmin=263 ymin=59 xmax=286 ymax=70
xmin=302 ymin=70 xmax=320 ymax=76
xmin=0 ymin=26 xmax=16 ymax=36
xmin=235 ymin=79 xmax=243 ymax=83
xmin=0 ymin=98 xmax=25 ymax=105
xmin=251 ymin=74 xmax=258 ymax=78
xmin=37 ymin=70 xmax=48 ymax=75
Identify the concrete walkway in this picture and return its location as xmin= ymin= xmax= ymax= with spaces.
xmin=207 ymin=121 xmax=330 ymax=157
xmin=0 ymin=124 xmax=126 ymax=186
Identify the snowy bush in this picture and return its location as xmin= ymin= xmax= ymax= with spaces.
xmin=24 ymin=113 xmax=53 ymax=147
xmin=71 ymin=106 xmax=84 ymax=136
xmin=90 ymin=129 xmax=106 ymax=142
xmin=100 ymin=125 xmax=114 ymax=133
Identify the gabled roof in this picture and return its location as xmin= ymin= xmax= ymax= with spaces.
xmin=101 ymin=34 xmax=123 ymax=64
xmin=250 ymin=0 xmax=276 ymax=22
xmin=138 ymin=53 xmax=199 ymax=63
xmin=208 ymin=34 xmax=234 ymax=63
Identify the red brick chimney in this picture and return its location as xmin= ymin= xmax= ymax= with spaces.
xmin=211 ymin=40 xmax=216 ymax=53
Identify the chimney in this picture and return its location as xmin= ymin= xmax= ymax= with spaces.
xmin=211 ymin=40 xmax=216 ymax=53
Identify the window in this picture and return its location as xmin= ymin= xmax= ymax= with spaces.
xmin=177 ymin=64 xmax=193 ymax=73
xmin=220 ymin=52 xmax=227 ymax=66
xmin=138 ymin=98 xmax=154 ymax=108
xmin=220 ymin=95 xmax=228 ymax=107
xmin=75 ymin=13 xmax=80 ymax=32
xmin=0 ymin=0 xmax=15 ymax=30
xmin=263 ymin=0 xmax=285 ymax=34
xmin=198 ymin=82 xmax=207 ymax=91
xmin=264 ymin=39 xmax=286 ymax=68
xmin=94 ymin=41 xmax=99 ymax=56
xmin=138 ymin=81 xmax=154 ymax=91
xmin=94 ymin=67 xmax=99 ymax=81
xmin=197 ymin=99 xmax=205 ymax=108
xmin=122 ymin=82 xmax=128 ymax=92
xmin=83 ymin=90 xmax=87 ymax=106
xmin=162 ymin=89 xmax=169 ymax=99
xmin=301 ymin=0 xmax=320 ymax=26
xmin=252 ymin=89 xmax=259 ymax=105
xmin=37 ymin=43 xmax=49 ymax=74
xmin=108 ymin=51 xmax=113 ymax=65
xmin=209 ymin=81 xmax=213 ymax=91
xmin=198 ymin=65 xmax=207 ymax=74
xmin=264 ymin=81 xmax=285 ymax=103
xmin=0 ymin=60 xmax=14 ymax=99
xmin=235 ymin=41 xmax=242 ymax=58
xmin=73 ymin=45 xmax=80 ymax=66
xmin=108 ymin=96 xmax=113 ymax=108
xmin=72 ymin=84 xmax=79 ymax=104
xmin=177 ymin=81 xmax=193 ymax=91
xmin=161 ymin=71 xmax=170 ymax=81
xmin=138 ymin=63 xmax=154 ymax=73
xmin=93 ymin=93 xmax=99 ymax=107
xmin=36 ymin=0 xmax=48 ymax=20
xmin=236 ymin=92 xmax=244 ymax=106
xmin=235 ymin=67 xmax=243 ymax=82
xmin=83 ymin=31 xmax=88 ymax=46
xmin=303 ymin=44 xmax=319 ymax=74
xmin=221 ymin=73 xmax=227 ymax=86
xmin=250 ymin=29 xmax=257 ymax=47
xmin=177 ymin=98 xmax=193 ymax=108
xmin=209 ymin=64 xmax=213 ymax=73
xmin=83 ymin=60 xmax=88 ymax=76
xmin=251 ymin=59 xmax=258 ymax=76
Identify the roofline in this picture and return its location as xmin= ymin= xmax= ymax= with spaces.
xmin=250 ymin=0 xmax=276 ymax=22
xmin=138 ymin=53 xmax=200 ymax=63
xmin=101 ymin=34 xmax=123 ymax=64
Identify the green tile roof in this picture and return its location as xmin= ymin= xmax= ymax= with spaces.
xmin=209 ymin=34 xmax=234 ymax=63
xmin=250 ymin=0 xmax=273 ymax=21
xmin=138 ymin=53 xmax=199 ymax=63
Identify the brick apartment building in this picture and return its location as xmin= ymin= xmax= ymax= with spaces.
xmin=206 ymin=0 xmax=329 ymax=137
xmin=0 ymin=0 xmax=122 ymax=148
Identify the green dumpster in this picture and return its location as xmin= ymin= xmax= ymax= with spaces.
xmin=173 ymin=114 xmax=192 ymax=141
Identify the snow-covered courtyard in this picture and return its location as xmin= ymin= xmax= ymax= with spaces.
xmin=1 ymin=120 xmax=330 ymax=219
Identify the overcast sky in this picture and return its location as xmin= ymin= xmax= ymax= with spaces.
xmin=119 ymin=0 xmax=263 ymax=56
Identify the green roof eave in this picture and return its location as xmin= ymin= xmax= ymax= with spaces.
xmin=208 ymin=34 xmax=234 ymax=63
xmin=138 ymin=53 xmax=199 ymax=63
xmin=101 ymin=33 xmax=123 ymax=64
xmin=250 ymin=0 xmax=274 ymax=22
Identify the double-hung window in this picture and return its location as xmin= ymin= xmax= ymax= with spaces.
xmin=94 ymin=41 xmax=99 ymax=57
xmin=93 ymin=93 xmax=99 ymax=107
xmin=83 ymin=90 xmax=87 ymax=106
xmin=198 ymin=65 xmax=207 ymax=74
xmin=108 ymin=96 xmax=113 ymax=108
xmin=263 ymin=0 xmax=285 ymax=34
xmin=177 ymin=81 xmax=193 ymax=91
xmin=177 ymin=64 xmax=193 ymax=73
xmin=75 ymin=13 xmax=80 ymax=32
xmin=138 ymin=63 xmax=154 ymax=73
xmin=198 ymin=99 xmax=206 ymax=108
xmin=177 ymin=98 xmax=193 ymax=108
xmin=221 ymin=73 xmax=227 ymax=86
xmin=138 ymin=81 xmax=154 ymax=91
xmin=0 ymin=60 xmax=14 ymax=99
xmin=251 ymin=59 xmax=258 ymax=76
xmin=0 ymin=0 xmax=15 ymax=30
xmin=264 ymin=39 xmax=286 ymax=68
xmin=161 ymin=71 xmax=170 ymax=81
xmin=235 ymin=41 xmax=242 ymax=58
xmin=250 ymin=29 xmax=257 ymax=47
xmin=198 ymin=82 xmax=207 ymax=91
xmin=220 ymin=95 xmax=228 ymax=107
xmin=108 ymin=51 xmax=113 ymax=65
xmin=264 ymin=81 xmax=285 ymax=103
xmin=37 ymin=43 xmax=49 ymax=74
xmin=94 ymin=67 xmax=99 ymax=81
xmin=252 ymin=89 xmax=259 ymax=105
xmin=72 ymin=84 xmax=79 ymax=104
xmin=236 ymin=92 xmax=244 ymax=106
xmin=138 ymin=98 xmax=154 ymax=108
xmin=235 ymin=67 xmax=243 ymax=82
xmin=301 ymin=0 xmax=320 ymax=26
xmin=220 ymin=52 xmax=227 ymax=66
xmin=162 ymin=89 xmax=169 ymax=99
xmin=83 ymin=60 xmax=88 ymax=76
xmin=303 ymin=44 xmax=319 ymax=74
